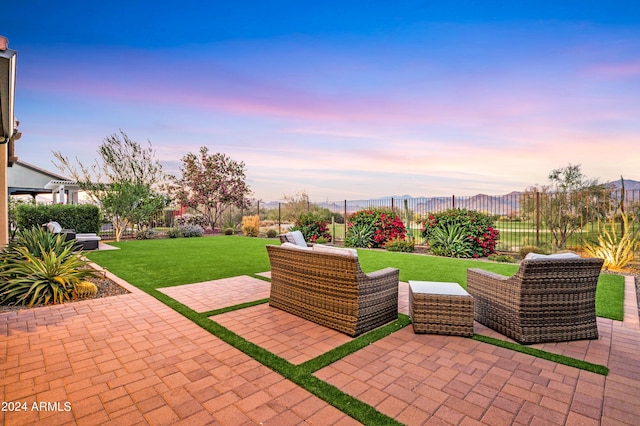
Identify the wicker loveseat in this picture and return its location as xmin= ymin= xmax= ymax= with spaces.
xmin=266 ymin=244 xmax=399 ymax=337
xmin=467 ymin=256 xmax=604 ymax=344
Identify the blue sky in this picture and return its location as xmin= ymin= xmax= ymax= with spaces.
xmin=4 ymin=1 xmax=640 ymax=201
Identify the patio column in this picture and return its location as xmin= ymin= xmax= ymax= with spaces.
xmin=58 ymin=185 xmax=65 ymax=204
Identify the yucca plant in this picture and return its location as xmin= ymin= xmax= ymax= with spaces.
xmin=583 ymin=213 xmax=639 ymax=270
xmin=0 ymin=246 xmax=95 ymax=307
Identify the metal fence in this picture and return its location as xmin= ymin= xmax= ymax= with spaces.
xmin=255 ymin=188 xmax=640 ymax=254
xmin=97 ymin=188 xmax=640 ymax=255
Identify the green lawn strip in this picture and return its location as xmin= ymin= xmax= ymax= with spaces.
xmin=299 ymin=314 xmax=412 ymax=374
xmin=201 ymin=298 xmax=269 ymax=317
xmin=595 ymin=273 xmax=625 ymax=321
xmin=147 ymin=288 xmax=401 ymax=425
xmin=473 ymin=334 xmax=609 ymax=375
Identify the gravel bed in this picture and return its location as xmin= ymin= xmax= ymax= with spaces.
xmin=0 ymin=271 xmax=130 ymax=314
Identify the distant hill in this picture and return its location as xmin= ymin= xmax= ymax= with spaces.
xmin=606 ymin=179 xmax=640 ymax=191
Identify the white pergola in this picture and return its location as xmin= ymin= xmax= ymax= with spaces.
xmin=44 ymin=179 xmax=80 ymax=204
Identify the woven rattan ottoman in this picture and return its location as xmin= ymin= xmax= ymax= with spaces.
xmin=409 ymin=281 xmax=474 ymax=337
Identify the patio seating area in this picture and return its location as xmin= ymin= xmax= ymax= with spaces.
xmin=1 ymin=267 xmax=639 ymax=425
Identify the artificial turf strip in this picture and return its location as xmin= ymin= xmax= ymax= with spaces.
xmin=473 ymin=334 xmax=610 ymax=376
xmin=201 ymin=298 xmax=270 ymax=317
xmin=146 ymin=288 xmax=402 ymax=426
xmin=299 ymin=314 xmax=412 ymax=374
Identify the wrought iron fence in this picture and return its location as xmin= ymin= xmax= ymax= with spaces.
xmin=255 ymin=188 xmax=640 ymax=255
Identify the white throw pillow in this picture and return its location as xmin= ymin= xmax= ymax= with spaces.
xmin=312 ymin=244 xmax=358 ymax=257
xmin=281 ymin=242 xmax=312 ymax=251
xmin=289 ymin=230 xmax=308 ymax=247
xmin=525 ymin=252 xmax=580 ymax=260
xmin=46 ymin=221 xmax=63 ymax=233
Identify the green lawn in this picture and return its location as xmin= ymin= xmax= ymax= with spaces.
xmin=87 ymin=235 xmax=625 ymax=320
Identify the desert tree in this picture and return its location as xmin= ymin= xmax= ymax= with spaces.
xmin=53 ymin=130 xmax=170 ymax=241
xmin=521 ymin=164 xmax=608 ymax=249
xmin=172 ymin=147 xmax=252 ymax=231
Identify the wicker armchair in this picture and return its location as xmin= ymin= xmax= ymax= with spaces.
xmin=467 ymin=257 xmax=604 ymax=344
xmin=266 ymin=245 xmax=399 ymax=337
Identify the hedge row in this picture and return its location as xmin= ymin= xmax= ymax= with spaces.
xmin=16 ymin=204 xmax=101 ymax=234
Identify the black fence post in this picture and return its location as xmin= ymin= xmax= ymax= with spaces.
xmin=344 ymin=200 xmax=347 ymax=241
xmin=535 ymin=190 xmax=540 ymax=247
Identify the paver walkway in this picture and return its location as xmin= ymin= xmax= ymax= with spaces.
xmin=1 ymin=271 xmax=639 ymax=425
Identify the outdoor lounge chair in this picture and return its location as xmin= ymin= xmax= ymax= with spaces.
xmin=266 ymin=244 xmax=399 ymax=337
xmin=44 ymin=221 xmax=101 ymax=250
xmin=43 ymin=220 xmax=75 ymax=242
xmin=466 ymin=255 xmax=604 ymax=344
xmin=278 ymin=230 xmax=312 ymax=247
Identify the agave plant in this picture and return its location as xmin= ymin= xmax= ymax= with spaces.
xmin=583 ymin=213 xmax=639 ymax=270
xmin=344 ymin=221 xmax=376 ymax=248
xmin=5 ymin=226 xmax=76 ymax=261
xmin=0 ymin=245 xmax=95 ymax=307
xmin=428 ymin=224 xmax=474 ymax=258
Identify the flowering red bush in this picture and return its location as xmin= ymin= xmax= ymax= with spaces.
xmin=420 ymin=208 xmax=500 ymax=258
xmin=346 ymin=208 xmax=406 ymax=248
xmin=290 ymin=212 xmax=332 ymax=243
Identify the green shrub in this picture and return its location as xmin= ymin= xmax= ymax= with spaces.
xmin=487 ymin=254 xmax=515 ymax=263
xmin=344 ymin=220 xmax=376 ymax=248
xmin=15 ymin=203 xmax=101 ymax=234
xmin=6 ymin=227 xmax=76 ymax=260
xmin=166 ymin=227 xmax=182 ymax=238
xmin=290 ymin=212 xmax=332 ymax=243
xmin=135 ymin=228 xmax=157 ymax=240
xmin=345 ymin=208 xmax=406 ymax=248
xmin=266 ymin=229 xmax=277 ymax=238
xmin=421 ymin=209 xmax=499 ymax=258
xmin=427 ymin=224 xmax=474 ymax=258
xmin=0 ymin=245 xmax=95 ymax=307
xmin=180 ymin=225 xmax=204 ymax=237
xmin=384 ymin=237 xmax=415 ymax=252
xmin=224 ymin=227 xmax=235 ymax=235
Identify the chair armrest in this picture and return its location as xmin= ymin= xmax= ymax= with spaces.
xmin=365 ymin=267 xmax=400 ymax=280
xmin=467 ymin=268 xmax=510 ymax=282
xmin=467 ymin=268 xmax=510 ymax=296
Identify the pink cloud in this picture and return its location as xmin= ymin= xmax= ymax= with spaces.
xmin=587 ymin=61 xmax=640 ymax=78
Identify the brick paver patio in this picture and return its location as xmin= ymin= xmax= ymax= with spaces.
xmin=1 ymin=269 xmax=639 ymax=425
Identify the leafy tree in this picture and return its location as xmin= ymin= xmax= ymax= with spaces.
xmin=281 ymin=190 xmax=312 ymax=222
xmin=172 ymin=147 xmax=252 ymax=231
xmin=521 ymin=164 xmax=608 ymax=249
xmin=281 ymin=190 xmax=344 ymax=224
xmin=53 ymin=130 xmax=169 ymax=241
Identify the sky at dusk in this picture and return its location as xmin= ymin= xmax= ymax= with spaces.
xmin=4 ymin=1 xmax=640 ymax=201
